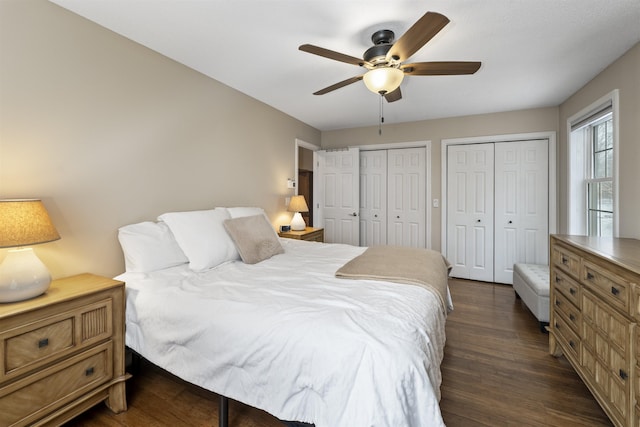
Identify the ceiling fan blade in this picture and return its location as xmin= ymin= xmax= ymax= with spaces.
xmin=402 ymin=61 xmax=481 ymax=75
xmin=384 ymin=87 xmax=402 ymax=103
xmin=313 ymin=75 xmax=364 ymax=95
xmin=386 ymin=12 xmax=450 ymax=62
xmin=299 ymin=44 xmax=368 ymax=67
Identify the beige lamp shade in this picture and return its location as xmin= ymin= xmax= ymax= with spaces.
xmin=288 ymin=195 xmax=309 ymax=213
xmin=0 ymin=199 xmax=60 ymax=248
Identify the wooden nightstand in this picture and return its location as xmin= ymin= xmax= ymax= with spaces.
xmin=278 ymin=227 xmax=324 ymax=242
xmin=0 ymin=273 xmax=130 ymax=426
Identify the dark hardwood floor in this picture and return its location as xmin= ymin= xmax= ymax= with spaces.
xmin=65 ymin=279 xmax=612 ymax=426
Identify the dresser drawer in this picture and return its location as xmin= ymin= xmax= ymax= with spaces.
xmin=554 ymin=314 xmax=581 ymax=362
xmin=553 ymin=269 xmax=581 ymax=309
xmin=553 ymin=291 xmax=581 ymax=334
xmin=583 ymin=290 xmax=631 ymax=354
xmin=583 ymin=260 xmax=631 ymax=314
xmin=0 ymin=342 xmax=113 ymax=427
xmin=552 ymin=244 xmax=581 ymax=279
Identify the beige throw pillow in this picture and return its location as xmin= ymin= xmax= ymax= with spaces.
xmin=223 ymin=214 xmax=284 ymax=264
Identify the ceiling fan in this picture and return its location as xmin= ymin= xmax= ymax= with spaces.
xmin=299 ymin=11 xmax=481 ymax=103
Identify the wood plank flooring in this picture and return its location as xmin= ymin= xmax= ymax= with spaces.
xmin=65 ymin=279 xmax=612 ymax=426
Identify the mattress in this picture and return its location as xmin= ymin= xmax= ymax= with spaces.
xmin=118 ymin=238 xmax=450 ymax=427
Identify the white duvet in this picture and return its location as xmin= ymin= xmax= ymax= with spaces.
xmin=119 ymin=239 xmax=449 ymax=427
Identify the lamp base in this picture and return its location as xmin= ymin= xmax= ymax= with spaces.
xmin=290 ymin=212 xmax=307 ymax=231
xmin=0 ymin=248 xmax=52 ymax=303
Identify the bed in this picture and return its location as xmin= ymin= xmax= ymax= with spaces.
xmin=116 ymin=207 xmax=452 ymax=427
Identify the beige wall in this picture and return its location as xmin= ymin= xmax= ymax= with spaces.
xmin=0 ymin=0 xmax=320 ymax=279
xmin=558 ymin=43 xmax=640 ymax=238
xmin=321 ymin=107 xmax=560 ymax=250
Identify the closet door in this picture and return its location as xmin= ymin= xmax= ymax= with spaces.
xmin=315 ymin=148 xmax=360 ymax=245
xmin=359 ymin=150 xmax=387 ymax=246
xmin=387 ymin=147 xmax=426 ymax=248
xmin=494 ymin=139 xmax=549 ymax=284
xmin=446 ymin=144 xmax=494 ymax=281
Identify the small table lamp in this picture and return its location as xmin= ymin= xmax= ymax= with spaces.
xmin=288 ymin=195 xmax=309 ymax=231
xmin=0 ymin=199 xmax=60 ymax=302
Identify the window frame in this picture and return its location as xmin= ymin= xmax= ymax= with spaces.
xmin=566 ymin=90 xmax=619 ymax=237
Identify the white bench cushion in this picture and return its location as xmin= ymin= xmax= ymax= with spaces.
xmin=513 ymin=263 xmax=550 ymax=324
xmin=513 ymin=263 xmax=550 ymax=296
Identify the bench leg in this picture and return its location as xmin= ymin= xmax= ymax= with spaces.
xmin=539 ymin=321 xmax=549 ymax=333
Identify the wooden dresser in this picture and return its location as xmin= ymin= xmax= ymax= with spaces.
xmin=549 ymin=235 xmax=640 ymax=427
xmin=0 ymin=274 xmax=129 ymax=426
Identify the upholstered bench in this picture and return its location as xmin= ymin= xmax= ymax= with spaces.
xmin=513 ymin=263 xmax=550 ymax=332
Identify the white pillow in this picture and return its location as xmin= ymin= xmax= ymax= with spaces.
xmin=226 ymin=206 xmax=266 ymax=218
xmin=118 ymin=221 xmax=188 ymax=273
xmin=158 ymin=208 xmax=239 ymax=271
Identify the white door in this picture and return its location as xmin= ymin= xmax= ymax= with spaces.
xmin=494 ymin=140 xmax=549 ymax=284
xmin=446 ymin=143 xmax=494 ymax=281
xmin=387 ymin=148 xmax=426 ymax=247
xmin=315 ymin=148 xmax=360 ymax=245
xmin=359 ymin=150 xmax=387 ymax=246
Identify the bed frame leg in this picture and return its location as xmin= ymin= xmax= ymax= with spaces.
xmin=219 ymin=395 xmax=228 ymax=427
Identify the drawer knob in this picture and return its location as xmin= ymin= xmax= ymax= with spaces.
xmin=611 ymin=286 xmax=620 ymax=296
xmin=85 ymin=367 xmax=95 ymax=376
xmin=586 ymin=272 xmax=595 ymax=280
xmin=555 ymin=276 xmax=561 ymax=283
xmin=619 ymin=369 xmax=628 ymax=380
xmin=569 ymin=314 xmax=575 ymax=322
xmin=569 ymin=288 xmax=576 ymax=295
xmin=569 ymin=340 xmax=575 ymax=348
xmin=562 ymin=256 xmax=568 ymax=265
xmin=38 ymin=338 xmax=49 ymax=348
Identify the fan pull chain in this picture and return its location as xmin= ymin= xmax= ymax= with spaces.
xmin=378 ymin=93 xmax=384 ymax=136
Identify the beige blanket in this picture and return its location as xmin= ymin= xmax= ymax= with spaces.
xmin=335 ymin=245 xmax=451 ymax=314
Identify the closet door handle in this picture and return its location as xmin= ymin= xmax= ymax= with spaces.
xmin=349 ymin=212 xmax=357 ymax=217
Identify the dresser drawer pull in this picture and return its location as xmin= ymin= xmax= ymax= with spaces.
xmin=619 ymin=369 xmax=628 ymax=380
xmin=562 ymin=256 xmax=568 ymax=265
xmin=555 ymin=299 xmax=561 ymax=306
xmin=38 ymin=338 xmax=49 ymax=348
xmin=554 ymin=322 xmax=559 ymax=329
xmin=569 ymin=340 xmax=576 ymax=349
xmin=586 ymin=272 xmax=595 ymax=280
xmin=85 ymin=367 xmax=95 ymax=377
xmin=569 ymin=287 xmax=576 ymax=295
xmin=555 ymin=276 xmax=561 ymax=282
xmin=611 ymin=286 xmax=620 ymax=296
xmin=569 ymin=314 xmax=576 ymax=322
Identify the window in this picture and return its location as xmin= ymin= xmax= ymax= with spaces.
xmin=567 ymin=91 xmax=618 ymax=237
xmin=586 ymin=114 xmax=613 ymax=236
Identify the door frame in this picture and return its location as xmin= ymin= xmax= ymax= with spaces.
xmin=295 ymin=138 xmax=321 ymax=223
xmin=440 ymin=131 xmax=557 ymax=258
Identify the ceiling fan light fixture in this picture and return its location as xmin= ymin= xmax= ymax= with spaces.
xmin=363 ymin=67 xmax=404 ymax=95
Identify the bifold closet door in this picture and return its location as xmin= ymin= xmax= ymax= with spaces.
xmin=359 ymin=150 xmax=388 ymax=246
xmin=387 ymin=148 xmax=426 ymax=247
xmin=446 ymin=143 xmax=495 ymax=282
xmin=493 ymin=139 xmax=549 ymax=284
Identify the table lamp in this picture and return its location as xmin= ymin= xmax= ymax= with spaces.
xmin=288 ymin=195 xmax=309 ymax=231
xmin=0 ymin=199 xmax=60 ymax=302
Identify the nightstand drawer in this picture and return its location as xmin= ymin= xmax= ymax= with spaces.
xmin=5 ymin=318 xmax=74 ymax=372
xmin=1 ymin=299 xmax=113 ymax=381
xmin=0 ymin=342 xmax=112 ymax=427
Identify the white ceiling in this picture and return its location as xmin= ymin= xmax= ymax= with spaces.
xmin=50 ymin=0 xmax=640 ymax=131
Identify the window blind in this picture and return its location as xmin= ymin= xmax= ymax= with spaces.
xmin=571 ymin=101 xmax=613 ymax=131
